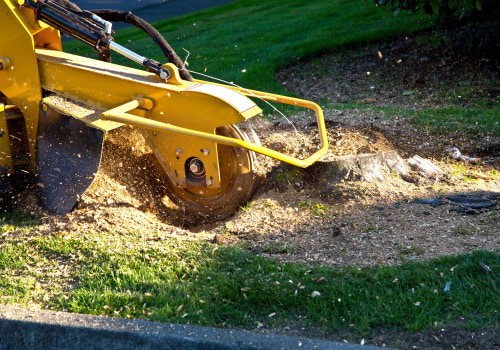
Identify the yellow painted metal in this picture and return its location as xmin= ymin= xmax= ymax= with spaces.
xmin=0 ymin=0 xmax=41 ymax=168
xmin=100 ymin=95 xmax=328 ymax=168
xmin=99 ymin=97 xmax=224 ymax=188
xmin=20 ymin=5 xmax=62 ymax=51
xmin=0 ymin=104 xmax=13 ymax=171
xmin=0 ymin=1 xmax=62 ymax=169
xmin=144 ymin=129 xmax=223 ymax=188
xmin=35 ymin=49 xmax=327 ymax=188
xmin=195 ymin=81 xmax=329 ymax=163
xmin=36 ymin=49 xmax=263 ymax=188
xmin=36 ymin=50 xmax=256 ymax=127
xmin=36 ymin=48 xmax=328 ymax=171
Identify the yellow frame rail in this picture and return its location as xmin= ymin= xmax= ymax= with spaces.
xmin=100 ymin=88 xmax=328 ymax=169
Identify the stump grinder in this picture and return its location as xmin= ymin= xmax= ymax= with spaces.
xmin=0 ymin=0 xmax=328 ymax=219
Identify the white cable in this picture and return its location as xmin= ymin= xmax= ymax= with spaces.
xmin=182 ymin=48 xmax=190 ymax=71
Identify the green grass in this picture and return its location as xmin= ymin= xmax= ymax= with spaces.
xmin=2 ymin=0 xmax=498 ymax=343
xmin=334 ymin=104 xmax=500 ymax=136
xmin=299 ymin=200 xmax=333 ymax=220
xmin=60 ymin=248 xmax=500 ymax=333
xmin=404 ymin=108 xmax=500 ymax=136
xmin=64 ymin=0 xmax=432 ymax=94
xmin=0 ymin=216 xmax=498 ymax=337
xmin=64 ymin=0 xmax=498 ymax=130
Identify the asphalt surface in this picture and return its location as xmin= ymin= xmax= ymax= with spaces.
xmin=0 ymin=305 xmax=390 ymax=350
xmin=72 ymin=0 xmax=237 ymax=23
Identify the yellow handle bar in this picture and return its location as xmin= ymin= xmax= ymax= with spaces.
xmin=100 ymin=90 xmax=328 ymax=169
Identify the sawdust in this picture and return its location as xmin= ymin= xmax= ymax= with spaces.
xmin=218 ymin=111 xmax=500 ymax=267
xmin=10 ymin=106 xmax=499 ymax=271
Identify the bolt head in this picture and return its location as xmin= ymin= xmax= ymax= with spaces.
xmin=190 ymin=162 xmax=201 ymax=174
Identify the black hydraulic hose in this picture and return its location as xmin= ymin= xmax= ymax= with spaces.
xmin=90 ymin=9 xmax=194 ymax=82
xmin=51 ymin=0 xmax=193 ymax=81
xmin=54 ymin=0 xmax=82 ymax=13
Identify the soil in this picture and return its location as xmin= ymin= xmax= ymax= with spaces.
xmin=7 ymin=26 xmax=500 ymax=349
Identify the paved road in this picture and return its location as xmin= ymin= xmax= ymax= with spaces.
xmin=72 ymin=0 xmax=237 ymax=23
xmin=0 ymin=305 xmax=389 ymax=350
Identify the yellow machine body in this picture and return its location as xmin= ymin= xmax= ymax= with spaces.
xmin=0 ymin=0 xmax=328 ymax=217
xmin=35 ymin=49 xmax=264 ymax=189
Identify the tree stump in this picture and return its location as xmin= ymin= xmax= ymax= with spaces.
xmin=303 ymin=150 xmax=409 ymax=191
xmin=266 ymin=150 xmax=444 ymax=192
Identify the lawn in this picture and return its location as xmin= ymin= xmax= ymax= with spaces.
xmin=1 ymin=214 xmax=498 ymax=340
xmin=64 ymin=0 xmax=432 ymax=93
xmin=1 ymin=0 xmax=498 ymax=347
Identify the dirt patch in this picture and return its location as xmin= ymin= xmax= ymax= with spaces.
xmin=222 ymin=112 xmax=500 ymax=268
xmin=12 ymin=107 xmax=499 ymax=267
xmin=12 ymin=106 xmax=499 ymax=268
xmin=276 ymin=23 xmax=500 ymax=109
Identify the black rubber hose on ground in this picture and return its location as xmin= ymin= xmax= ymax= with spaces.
xmin=90 ymin=9 xmax=194 ymax=81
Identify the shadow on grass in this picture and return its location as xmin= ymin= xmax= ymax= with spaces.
xmin=46 ymin=239 xmax=499 ymax=337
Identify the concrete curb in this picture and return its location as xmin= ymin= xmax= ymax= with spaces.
xmin=0 ymin=306 xmax=388 ymax=350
